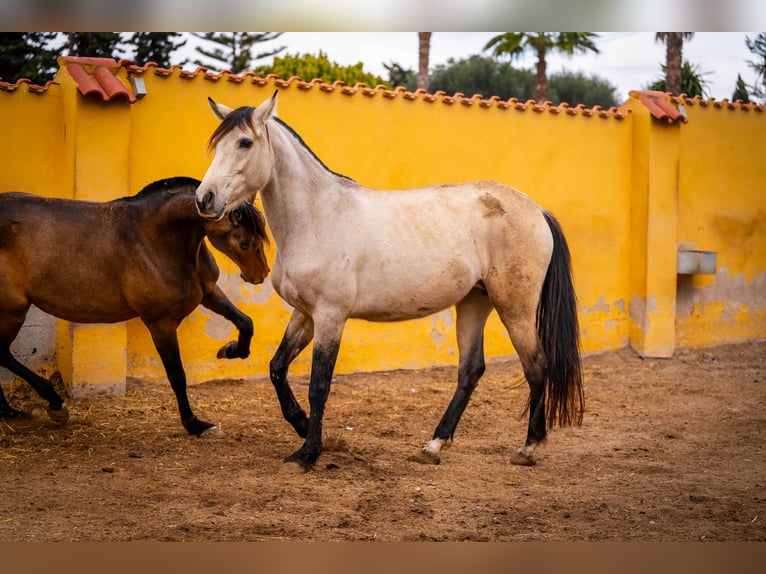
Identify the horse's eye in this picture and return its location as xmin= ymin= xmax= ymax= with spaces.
xmin=239 ymin=138 xmax=253 ymax=149
xmin=238 ymin=241 xmax=250 ymax=250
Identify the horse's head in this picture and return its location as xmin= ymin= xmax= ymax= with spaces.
xmin=205 ymin=202 xmax=270 ymax=285
xmin=196 ymin=91 xmax=279 ymax=220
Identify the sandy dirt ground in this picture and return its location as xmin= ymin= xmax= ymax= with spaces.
xmin=0 ymin=340 xmax=764 ymax=542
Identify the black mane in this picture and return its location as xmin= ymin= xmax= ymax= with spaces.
xmin=131 ymin=177 xmax=202 ymax=199
xmin=230 ymin=200 xmax=269 ymax=243
xmin=273 ymin=117 xmax=355 ymax=183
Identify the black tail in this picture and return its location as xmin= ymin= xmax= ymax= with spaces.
xmin=538 ymin=211 xmax=584 ymax=428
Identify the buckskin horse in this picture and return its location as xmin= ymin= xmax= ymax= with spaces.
xmin=0 ymin=176 xmax=269 ymax=437
xmin=195 ymin=92 xmax=583 ymax=469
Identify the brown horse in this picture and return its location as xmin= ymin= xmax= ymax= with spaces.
xmin=0 ymin=176 xmax=269 ymax=437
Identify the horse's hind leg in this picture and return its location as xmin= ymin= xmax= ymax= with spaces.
xmin=0 ymin=344 xmax=69 ymax=422
xmin=269 ymin=309 xmax=314 ymax=438
xmin=421 ymin=289 xmax=493 ymax=464
xmin=496 ymin=307 xmax=548 ymax=466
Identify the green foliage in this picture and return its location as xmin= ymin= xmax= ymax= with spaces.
xmin=548 ymin=71 xmax=619 ymax=108
xmin=0 ymin=32 xmax=58 ymax=84
xmin=127 ymin=33 xmax=187 ymax=68
xmin=429 ymin=55 xmax=535 ymax=101
xmin=732 ymin=74 xmax=751 ymax=103
xmin=745 ymin=33 xmax=766 ymax=98
xmin=384 ymin=62 xmax=416 ymax=90
xmin=64 ymin=32 xmax=123 ymax=59
xmin=254 ymin=51 xmax=389 ymax=87
xmin=484 ymin=32 xmax=600 ymax=61
xmin=427 ymin=54 xmax=616 ymax=106
xmin=646 ymin=60 xmax=711 ymax=98
xmin=193 ymin=32 xmax=285 ymax=74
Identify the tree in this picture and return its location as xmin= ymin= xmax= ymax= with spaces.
xmin=127 ymin=32 xmax=187 ymax=68
xmin=483 ymin=32 xmax=600 ymax=102
xmin=655 ymin=33 xmax=695 ymax=96
xmin=193 ymin=32 xmax=285 ymax=74
xmin=429 ymin=55 xmax=535 ymax=101
xmin=646 ymin=60 xmax=711 ymax=98
xmin=384 ymin=62 xmax=416 ymax=90
xmin=64 ymin=32 xmax=124 ymax=59
xmin=745 ymin=32 xmax=766 ymax=98
xmin=253 ymin=51 xmax=388 ymax=88
xmin=417 ymin=32 xmax=432 ymax=91
xmin=548 ymin=70 xmax=618 ymax=108
xmin=0 ymin=32 xmax=58 ymax=84
xmin=732 ymin=73 xmax=751 ymax=103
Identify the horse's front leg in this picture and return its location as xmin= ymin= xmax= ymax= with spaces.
xmin=269 ymin=310 xmax=314 ymax=438
xmin=201 ymin=286 xmax=254 ymax=360
xmin=283 ymin=315 xmax=345 ymax=471
xmin=146 ymin=320 xmax=219 ymax=438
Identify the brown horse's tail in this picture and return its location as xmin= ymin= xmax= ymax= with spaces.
xmin=538 ymin=211 xmax=584 ymax=428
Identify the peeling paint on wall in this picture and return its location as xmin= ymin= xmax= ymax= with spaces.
xmin=677 ymin=268 xmax=766 ymax=347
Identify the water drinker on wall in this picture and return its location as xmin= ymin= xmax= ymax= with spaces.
xmin=677 ymin=249 xmax=717 ymax=275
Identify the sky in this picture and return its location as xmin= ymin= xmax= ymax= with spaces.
xmin=181 ymin=32 xmax=761 ymax=104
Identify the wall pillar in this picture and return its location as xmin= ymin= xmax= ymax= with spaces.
xmin=54 ymin=58 xmax=133 ymax=395
xmin=626 ymin=91 xmax=684 ymax=357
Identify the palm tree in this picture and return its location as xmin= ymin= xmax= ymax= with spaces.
xmin=655 ymin=33 xmax=695 ymax=95
xmin=483 ymin=32 xmax=599 ymax=102
xmin=417 ymin=32 xmax=432 ymax=91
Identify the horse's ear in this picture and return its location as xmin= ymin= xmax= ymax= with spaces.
xmin=208 ymin=97 xmax=233 ymax=121
xmin=255 ymin=90 xmax=278 ymax=122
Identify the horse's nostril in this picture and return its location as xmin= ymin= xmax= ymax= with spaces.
xmin=196 ymin=190 xmax=215 ymax=213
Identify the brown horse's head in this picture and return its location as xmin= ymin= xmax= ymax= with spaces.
xmin=205 ymin=202 xmax=270 ymax=284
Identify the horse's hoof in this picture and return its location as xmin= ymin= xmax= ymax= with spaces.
xmin=510 ymin=448 xmax=536 ymax=467
xmin=0 ymin=407 xmax=30 ymax=420
xmin=47 ymin=403 xmax=70 ymax=424
xmin=417 ymin=447 xmax=441 ymax=465
xmin=279 ymin=460 xmax=309 ymax=474
xmin=199 ymin=425 xmax=224 ymax=439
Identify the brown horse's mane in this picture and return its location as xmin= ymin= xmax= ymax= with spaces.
xmin=129 ymin=176 xmax=269 ymax=243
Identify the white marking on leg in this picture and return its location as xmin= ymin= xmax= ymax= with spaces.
xmin=423 ymin=438 xmax=445 ymax=456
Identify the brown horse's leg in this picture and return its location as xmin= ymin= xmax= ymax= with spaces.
xmin=201 ymin=286 xmax=254 ymax=359
xmin=421 ymin=290 xmax=493 ymax=464
xmin=145 ymin=320 xmax=217 ymax=437
xmin=269 ymin=309 xmax=314 ymax=439
xmin=0 ymin=345 xmax=69 ymax=421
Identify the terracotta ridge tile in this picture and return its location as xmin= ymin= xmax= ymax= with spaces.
xmin=65 ymin=62 xmax=136 ymax=103
xmin=0 ymin=78 xmax=58 ymax=94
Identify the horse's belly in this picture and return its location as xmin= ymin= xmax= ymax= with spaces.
xmin=350 ymin=280 xmax=472 ymax=322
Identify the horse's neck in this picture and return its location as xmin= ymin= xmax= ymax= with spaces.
xmin=263 ymin=122 xmax=352 ymax=244
xmin=148 ymin=193 xmax=207 ymax=251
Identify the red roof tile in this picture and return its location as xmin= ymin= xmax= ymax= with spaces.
xmin=5 ymin=58 xmax=763 ymax=121
xmin=63 ymin=57 xmax=136 ymax=103
xmin=631 ymin=90 xmax=688 ymax=124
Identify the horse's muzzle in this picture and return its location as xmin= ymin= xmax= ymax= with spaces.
xmin=195 ymin=190 xmax=223 ymax=220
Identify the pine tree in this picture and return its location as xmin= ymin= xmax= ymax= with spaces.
xmin=732 ymin=73 xmax=751 ymax=103
xmin=193 ymin=32 xmax=285 ymax=74
xmin=0 ymin=32 xmax=58 ymax=85
xmin=128 ymin=32 xmax=187 ymax=68
xmin=745 ymin=33 xmax=766 ymax=98
xmin=64 ymin=32 xmax=124 ymax=59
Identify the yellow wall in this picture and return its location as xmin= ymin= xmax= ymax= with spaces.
xmin=675 ymin=101 xmax=766 ymax=346
xmin=1 ymin=61 xmax=764 ymax=394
